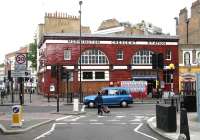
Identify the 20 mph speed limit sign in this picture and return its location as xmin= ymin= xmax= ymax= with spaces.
xmin=16 ymin=54 xmax=26 ymax=64
xmin=15 ymin=53 xmax=27 ymax=70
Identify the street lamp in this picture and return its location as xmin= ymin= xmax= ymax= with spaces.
xmin=79 ymin=0 xmax=83 ymax=102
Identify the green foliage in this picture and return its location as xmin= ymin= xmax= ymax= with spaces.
xmin=27 ymin=39 xmax=37 ymax=69
xmin=0 ymin=63 xmax=4 ymax=67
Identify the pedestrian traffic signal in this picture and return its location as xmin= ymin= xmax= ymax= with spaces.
xmin=61 ymin=67 xmax=70 ymax=80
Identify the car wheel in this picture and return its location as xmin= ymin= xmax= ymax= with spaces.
xmin=120 ymin=101 xmax=128 ymax=107
xmin=88 ymin=101 xmax=95 ymax=108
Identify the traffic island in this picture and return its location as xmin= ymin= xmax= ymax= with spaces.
xmin=0 ymin=119 xmax=54 ymax=134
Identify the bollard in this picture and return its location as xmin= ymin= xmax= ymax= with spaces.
xmin=12 ymin=105 xmax=22 ymax=127
xmin=73 ymin=98 xmax=79 ymax=112
xmin=81 ymin=105 xmax=85 ymax=112
xmin=180 ymin=108 xmax=190 ymax=140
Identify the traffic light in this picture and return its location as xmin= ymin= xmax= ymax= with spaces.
xmin=61 ymin=67 xmax=71 ymax=80
xmin=152 ymin=53 xmax=163 ymax=69
xmin=8 ymin=70 xmax=11 ymax=81
xmin=51 ymin=65 xmax=57 ymax=78
xmin=158 ymin=53 xmax=163 ymax=69
xmin=156 ymin=80 xmax=159 ymax=89
xmin=152 ymin=54 xmax=157 ymax=69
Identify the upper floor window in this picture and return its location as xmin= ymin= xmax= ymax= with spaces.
xmin=184 ymin=52 xmax=190 ymax=65
xmin=116 ymin=50 xmax=123 ymax=60
xmin=64 ymin=49 xmax=71 ymax=60
xmin=133 ymin=50 xmax=153 ymax=65
xmin=196 ymin=52 xmax=200 ymax=64
xmin=80 ymin=49 xmax=109 ymax=64
xmin=165 ymin=49 xmax=171 ymax=60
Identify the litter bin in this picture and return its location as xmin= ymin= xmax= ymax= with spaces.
xmin=156 ymin=104 xmax=177 ymax=132
xmin=12 ymin=105 xmax=22 ymax=127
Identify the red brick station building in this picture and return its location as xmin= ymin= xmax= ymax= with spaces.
xmin=38 ymin=33 xmax=179 ymax=99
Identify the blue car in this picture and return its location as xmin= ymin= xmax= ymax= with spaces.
xmin=84 ymin=87 xmax=133 ymax=108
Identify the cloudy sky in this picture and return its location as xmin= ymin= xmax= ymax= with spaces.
xmin=0 ymin=0 xmax=196 ymax=63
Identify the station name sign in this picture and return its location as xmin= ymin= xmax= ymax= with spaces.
xmin=45 ymin=39 xmax=178 ymax=46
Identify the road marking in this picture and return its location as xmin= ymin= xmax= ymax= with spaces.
xmin=115 ymin=115 xmax=125 ymax=118
xmin=71 ymin=115 xmax=86 ymax=121
xmin=107 ymin=119 xmax=120 ymax=122
xmin=70 ymin=122 xmax=82 ymax=125
xmin=134 ymin=123 xmax=158 ymax=140
xmin=114 ymin=122 xmax=127 ymax=125
xmin=89 ymin=123 xmax=104 ymax=125
xmin=33 ymin=123 xmax=66 ymax=140
xmin=89 ymin=119 xmax=98 ymax=122
xmin=56 ymin=115 xmax=72 ymax=121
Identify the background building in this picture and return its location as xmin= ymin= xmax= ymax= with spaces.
xmin=94 ymin=19 xmax=163 ymax=35
xmin=38 ymin=12 xmax=91 ymax=43
xmin=177 ymin=0 xmax=200 ymax=95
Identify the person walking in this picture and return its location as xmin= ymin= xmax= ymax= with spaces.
xmin=95 ymin=91 xmax=103 ymax=115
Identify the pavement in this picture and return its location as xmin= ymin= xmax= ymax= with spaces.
xmin=0 ymin=93 xmax=86 ymax=134
xmin=147 ymin=112 xmax=200 ymax=140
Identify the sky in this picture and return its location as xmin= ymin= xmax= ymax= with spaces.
xmin=0 ymin=0 xmax=196 ymax=63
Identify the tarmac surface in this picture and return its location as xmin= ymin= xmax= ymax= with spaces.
xmin=0 ymin=93 xmax=200 ymax=140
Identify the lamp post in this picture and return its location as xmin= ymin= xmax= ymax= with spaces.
xmin=79 ymin=0 xmax=83 ymax=102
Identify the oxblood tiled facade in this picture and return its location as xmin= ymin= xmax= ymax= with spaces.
xmin=38 ymin=33 xmax=179 ymax=97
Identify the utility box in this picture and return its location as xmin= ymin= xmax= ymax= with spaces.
xmin=12 ymin=105 xmax=22 ymax=127
xmin=156 ymin=104 xmax=177 ymax=132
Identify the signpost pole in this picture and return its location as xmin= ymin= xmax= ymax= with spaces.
xmin=57 ymin=64 xmax=60 ymax=112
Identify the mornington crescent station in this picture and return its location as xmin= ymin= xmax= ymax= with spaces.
xmin=37 ymin=33 xmax=179 ymax=99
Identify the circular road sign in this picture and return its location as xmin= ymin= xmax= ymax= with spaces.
xmin=16 ymin=54 xmax=26 ymax=64
xmin=13 ymin=107 xmax=20 ymax=113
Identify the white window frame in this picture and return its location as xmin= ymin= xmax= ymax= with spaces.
xmin=79 ymin=49 xmax=109 ymax=64
xmin=116 ymin=50 xmax=123 ymax=60
xmin=133 ymin=50 xmax=153 ymax=65
xmin=165 ymin=49 xmax=171 ymax=60
xmin=183 ymin=51 xmax=192 ymax=66
xmin=78 ymin=71 xmax=109 ymax=81
xmin=64 ymin=49 xmax=71 ymax=60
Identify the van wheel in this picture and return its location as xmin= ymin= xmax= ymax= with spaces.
xmin=120 ymin=101 xmax=128 ymax=107
xmin=88 ymin=101 xmax=95 ymax=108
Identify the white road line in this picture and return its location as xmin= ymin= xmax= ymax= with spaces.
xmin=114 ymin=122 xmax=127 ymax=125
xmin=130 ymin=119 xmax=142 ymax=122
xmin=134 ymin=123 xmax=158 ymax=140
xmin=115 ymin=115 xmax=125 ymax=118
xmin=89 ymin=119 xmax=98 ymax=122
xmin=107 ymin=119 xmax=120 ymax=122
xmin=69 ymin=122 xmax=82 ymax=125
xmin=89 ymin=123 xmax=104 ymax=125
xmin=71 ymin=115 xmax=86 ymax=121
xmin=55 ymin=115 xmax=73 ymax=121
xmin=33 ymin=123 xmax=66 ymax=140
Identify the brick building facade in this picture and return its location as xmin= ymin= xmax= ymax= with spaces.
xmin=38 ymin=33 xmax=179 ymax=98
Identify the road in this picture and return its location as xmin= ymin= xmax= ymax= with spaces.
xmin=0 ymin=104 xmax=168 ymax=140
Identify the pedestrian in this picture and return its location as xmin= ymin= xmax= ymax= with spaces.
xmin=95 ymin=91 xmax=103 ymax=115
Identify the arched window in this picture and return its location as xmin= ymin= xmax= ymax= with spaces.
xmin=133 ymin=50 xmax=154 ymax=65
xmin=184 ymin=52 xmax=190 ymax=65
xmin=79 ymin=49 xmax=109 ymax=64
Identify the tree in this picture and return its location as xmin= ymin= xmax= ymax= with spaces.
xmin=27 ymin=38 xmax=37 ymax=69
xmin=0 ymin=63 xmax=4 ymax=67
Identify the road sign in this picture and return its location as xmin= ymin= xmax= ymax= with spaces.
xmin=11 ymin=70 xmax=31 ymax=77
xmin=15 ymin=53 xmax=27 ymax=70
